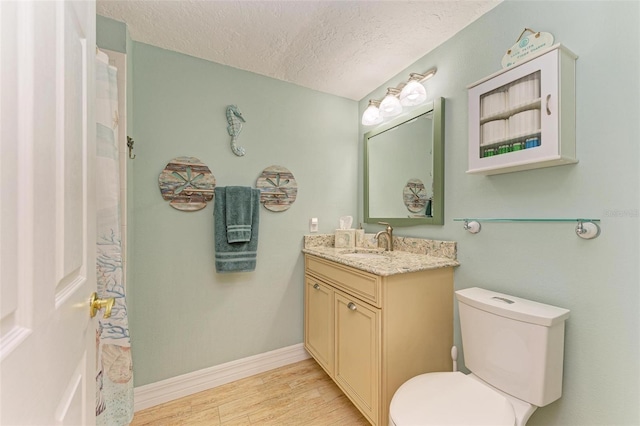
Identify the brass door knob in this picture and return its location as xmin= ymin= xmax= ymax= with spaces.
xmin=90 ymin=292 xmax=115 ymax=318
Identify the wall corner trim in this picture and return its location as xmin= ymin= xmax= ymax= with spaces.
xmin=133 ymin=343 xmax=311 ymax=412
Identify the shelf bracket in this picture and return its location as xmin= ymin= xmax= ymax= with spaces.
xmin=463 ymin=220 xmax=481 ymax=234
xmin=575 ymin=220 xmax=600 ymax=240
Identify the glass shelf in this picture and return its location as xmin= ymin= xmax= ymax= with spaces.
xmin=453 ymin=218 xmax=601 ymax=239
xmin=453 ymin=218 xmax=600 ymax=223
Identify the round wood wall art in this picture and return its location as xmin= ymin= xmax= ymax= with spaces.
xmin=256 ymin=165 xmax=297 ymax=212
xmin=403 ymin=178 xmax=428 ymax=213
xmin=158 ymin=156 xmax=216 ymax=212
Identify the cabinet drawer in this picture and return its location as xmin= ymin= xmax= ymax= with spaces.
xmin=306 ymin=255 xmax=381 ymax=307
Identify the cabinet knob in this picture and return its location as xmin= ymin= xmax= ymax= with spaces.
xmin=347 ymin=302 xmax=357 ymax=311
xmin=313 ymin=283 xmax=320 ymax=290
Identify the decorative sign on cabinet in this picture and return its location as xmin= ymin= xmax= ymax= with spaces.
xmin=467 ymin=44 xmax=577 ymax=175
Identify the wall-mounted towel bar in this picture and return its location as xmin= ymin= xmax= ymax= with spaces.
xmin=453 ymin=218 xmax=601 ymax=239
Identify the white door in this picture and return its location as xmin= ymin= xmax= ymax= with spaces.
xmin=1 ymin=1 xmax=97 ymax=424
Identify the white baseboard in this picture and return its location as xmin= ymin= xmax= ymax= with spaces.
xmin=133 ymin=343 xmax=311 ymax=412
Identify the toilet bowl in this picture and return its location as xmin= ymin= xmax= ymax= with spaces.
xmin=389 ymin=372 xmax=536 ymax=426
xmin=389 ymin=287 xmax=570 ymax=426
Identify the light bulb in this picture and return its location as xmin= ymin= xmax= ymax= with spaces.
xmin=400 ymin=80 xmax=427 ymax=106
xmin=379 ymin=93 xmax=402 ymax=117
xmin=361 ymin=103 xmax=383 ymax=126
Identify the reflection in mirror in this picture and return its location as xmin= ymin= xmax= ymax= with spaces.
xmin=364 ymin=98 xmax=444 ymax=226
xmin=368 ymin=112 xmax=433 ymax=217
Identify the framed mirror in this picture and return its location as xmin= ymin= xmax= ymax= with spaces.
xmin=364 ymin=97 xmax=444 ymax=226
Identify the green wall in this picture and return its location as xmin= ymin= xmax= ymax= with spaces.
xmin=96 ymin=15 xmax=126 ymax=53
xmin=359 ymin=1 xmax=639 ymax=424
xmin=129 ymin=42 xmax=358 ymax=386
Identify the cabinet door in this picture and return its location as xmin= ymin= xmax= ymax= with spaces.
xmin=304 ymin=276 xmax=334 ymax=374
xmin=334 ymin=291 xmax=381 ymax=425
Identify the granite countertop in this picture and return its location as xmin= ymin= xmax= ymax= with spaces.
xmin=303 ymin=234 xmax=459 ymax=277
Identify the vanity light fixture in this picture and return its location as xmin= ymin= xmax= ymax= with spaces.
xmin=400 ymin=73 xmax=429 ymax=106
xmin=379 ymin=88 xmax=403 ymax=118
xmin=362 ymin=67 xmax=437 ymax=125
xmin=361 ymin=100 xmax=383 ymax=126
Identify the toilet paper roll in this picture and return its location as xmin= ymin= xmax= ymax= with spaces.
xmin=481 ymin=91 xmax=506 ymax=118
xmin=508 ymin=73 xmax=541 ymax=108
xmin=481 ymin=119 xmax=508 ymax=146
xmin=508 ymin=81 xmax=523 ymax=108
xmin=509 ymin=109 xmax=540 ymax=137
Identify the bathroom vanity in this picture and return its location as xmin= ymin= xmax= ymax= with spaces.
xmin=303 ymin=235 xmax=458 ymax=426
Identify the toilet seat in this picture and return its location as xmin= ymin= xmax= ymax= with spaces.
xmin=389 ymin=372 xmax=515 ymax=426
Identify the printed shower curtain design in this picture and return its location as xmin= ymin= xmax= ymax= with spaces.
xmin=95 ymin=50 xmax=134 ymax=425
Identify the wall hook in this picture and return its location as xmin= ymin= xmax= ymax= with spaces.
xmin=127 ymin=136 xmax=136 ymax=159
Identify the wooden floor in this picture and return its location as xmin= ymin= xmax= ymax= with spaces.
xmin=130 ymin=358 xmax=370 ymax=425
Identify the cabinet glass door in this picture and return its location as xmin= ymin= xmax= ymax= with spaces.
xmin=479 ymin=70 xmax=542 ymax=158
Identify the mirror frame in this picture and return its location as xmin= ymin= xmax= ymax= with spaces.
xmin=364 ymin=97 xmax=444 ymax=226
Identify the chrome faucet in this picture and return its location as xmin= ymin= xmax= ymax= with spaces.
xmin=375 ymin=221 xmax=394 ymax=251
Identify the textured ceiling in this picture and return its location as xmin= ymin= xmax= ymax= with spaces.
xmin=97 ymin=0 xmax=500 ymax=100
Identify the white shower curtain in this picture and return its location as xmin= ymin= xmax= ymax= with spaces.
xmin=95 ymin=49 xmax=134 ymax=426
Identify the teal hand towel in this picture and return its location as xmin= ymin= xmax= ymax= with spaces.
xmin=225 ymin=186 xmax=253 ymax=243
xmin=214 ymin=187 xmax=260 ymax=273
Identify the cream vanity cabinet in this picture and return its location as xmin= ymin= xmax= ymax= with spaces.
xmin=304 ymin=254 xmax=453 ymax=426
xmin=467 ymin=44 xmax=577 ymax=175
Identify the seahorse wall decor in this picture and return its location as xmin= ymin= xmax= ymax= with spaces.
xmin=226 ymin=105 xmax=246 ymax=156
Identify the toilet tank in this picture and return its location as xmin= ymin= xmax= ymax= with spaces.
xmin=456 ymin=287 xmax=570 ymax=407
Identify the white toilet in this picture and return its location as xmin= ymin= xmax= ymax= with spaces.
xmin=389 ymin=287 xmax=570 ymax=426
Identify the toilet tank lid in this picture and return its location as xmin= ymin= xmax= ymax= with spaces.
xmin=456 ymin=287 xmax=570 ymax=326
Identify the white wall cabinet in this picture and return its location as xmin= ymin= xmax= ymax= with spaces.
xmin=467 ymin=44 xmax=577 ymax=175
xmin=304 ymin=254 xmax=453 ymax=426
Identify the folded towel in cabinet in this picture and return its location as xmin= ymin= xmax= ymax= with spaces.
xmin=225 ymin=186 xmax=254 ymax=243
xmin=214 ymin=186 xmax=260 ymax=273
